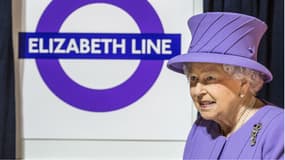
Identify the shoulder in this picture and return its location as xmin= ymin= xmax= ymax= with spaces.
xmin=260 ymin=105 xmax=283 ymax=122
xmin=264 ymin=105 xmax=283 ymax=112
xmin=258 ymin=105 xmax=284 ymax=159
xmin=257 ymin=105 xmax=283 ymax=131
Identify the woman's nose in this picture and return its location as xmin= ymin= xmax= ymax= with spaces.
xmin=191 ymin=83 xmax=207 ymax=99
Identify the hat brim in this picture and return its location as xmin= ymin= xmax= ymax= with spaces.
xmin=167 ymin=53 xmax=273 ymax=83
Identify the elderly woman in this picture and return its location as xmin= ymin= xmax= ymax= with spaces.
xmin=167 ymin=12 xmax=284 ymax=159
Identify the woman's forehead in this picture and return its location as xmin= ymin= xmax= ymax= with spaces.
xmin=187 ymin=63 xmax=225 ymax=73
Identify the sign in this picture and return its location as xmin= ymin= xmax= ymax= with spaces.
xmin=20 ymin=0 xmax=194 ymax=140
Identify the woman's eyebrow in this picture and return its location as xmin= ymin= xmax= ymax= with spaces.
xmin=189 ymin=70 xmax=219 ymax=75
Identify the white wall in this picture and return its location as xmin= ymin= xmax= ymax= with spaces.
xmin=13 ymin=0 xmax=203 ymax=159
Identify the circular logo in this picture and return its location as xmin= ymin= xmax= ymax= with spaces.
xmin=36 ymin=0 xmax=164 ymax=112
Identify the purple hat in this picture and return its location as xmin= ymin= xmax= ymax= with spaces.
xmin=167 ymin=12 xmax=272 ymax=82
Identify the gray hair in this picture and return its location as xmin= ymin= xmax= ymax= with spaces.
xmin=182 ymin=64 xmax=264 ymax=94
xmin=222 ymin=64 xmax=264 ymax=94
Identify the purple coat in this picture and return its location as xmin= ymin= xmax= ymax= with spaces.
xmin=184 ymin=105 xmax=284 ymax=160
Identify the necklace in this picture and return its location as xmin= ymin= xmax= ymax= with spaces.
xmin=224 ymin=97 xmax=257 ymax=137
xmin=238 ymin=97 xmax=257 ymax=126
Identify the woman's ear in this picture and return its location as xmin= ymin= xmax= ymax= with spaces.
xmin=239 ymin=79 xmax=250 ymax=98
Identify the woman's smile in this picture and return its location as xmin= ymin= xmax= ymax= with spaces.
xmin=198 ymin=100 xmax=216 ymax=109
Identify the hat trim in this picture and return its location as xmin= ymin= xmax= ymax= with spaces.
xmin=167 ymin=52 xmax=272 ymax=83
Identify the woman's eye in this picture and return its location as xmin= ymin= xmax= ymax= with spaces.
xmin=190 ymin=76 xmax=198 ymax=82
xmin=205 ymin=76 xmax=216 ymax=82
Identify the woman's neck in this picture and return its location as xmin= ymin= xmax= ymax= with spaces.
xmin=219 ymin=97 xmax=264 ymax=137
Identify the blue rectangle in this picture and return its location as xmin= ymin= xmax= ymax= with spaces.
xmin=19 ymin=32 xmax=181 ymax=60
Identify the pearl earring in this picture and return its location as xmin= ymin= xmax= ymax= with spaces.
xmin=240 ymin=94 xmax=245 ymax=98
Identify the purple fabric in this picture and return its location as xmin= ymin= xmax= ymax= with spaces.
xmin=183 ymin=105 xmax=284 ymax=159
xmin=167 ymin=12 xmax=273 ymax=82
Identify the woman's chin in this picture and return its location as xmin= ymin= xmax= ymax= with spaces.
xmin=199 ymin=111 xmax=216 ymax=121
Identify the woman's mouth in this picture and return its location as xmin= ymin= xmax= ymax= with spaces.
xmin=198 ymin=100 xmax=216 ymax=109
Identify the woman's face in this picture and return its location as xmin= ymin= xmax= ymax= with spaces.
xmin=187 ymin=63 xmax=243 ymax=122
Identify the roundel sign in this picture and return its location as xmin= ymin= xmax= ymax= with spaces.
xmin=19 ymin=0 xmax=181 ymax=112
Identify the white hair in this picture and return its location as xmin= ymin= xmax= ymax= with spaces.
xmin=182 ymin=63 xmax=265 ymax=94
xmin=222 ymin=64 xmax=264 ymax=94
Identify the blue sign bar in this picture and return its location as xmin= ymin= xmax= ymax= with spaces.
xmin=19 ymin=32 xmax=181 ymax=60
